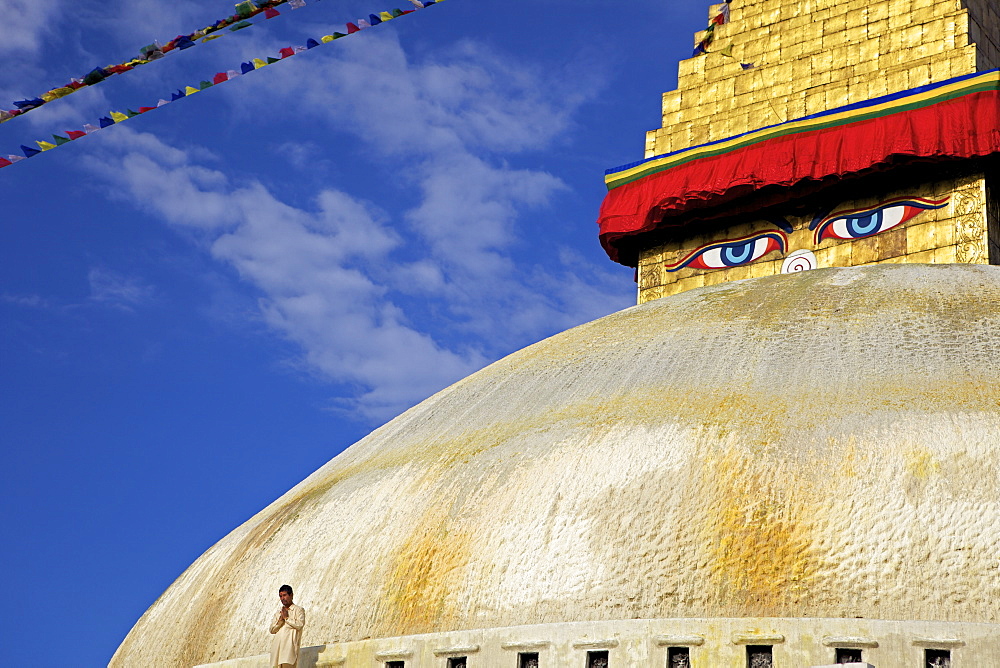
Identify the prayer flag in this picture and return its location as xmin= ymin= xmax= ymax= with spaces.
xmin=184 ymin=86 xmax=200 ymax=95
xmin=52 ymin=135 xmax=72 ymax=146
xmin=253 ymin=58 xmax=268 ymax=68
xmin=0 ymin=157 xmax=12 ymax=168
xmin=235 ymin=1 xmax=255 ymax=19
xmin=110 ymin=111 xmax=129 ymax=122
xmin=66 ymin=130 xmax=87 ymax=139
xmin=7 ymin=155 xmax=26 ymax=162
xmin=36 ymin=140 xmax=56 ymax=151
xmin=290 ymin=0 xmax=306 ymax=7
xmin=369 ymin=14 xmax=382 ymax=25
xmin=172 ymin=90 xmax=186 ymax=100
xmin=264 ymin=7 xmax=280 ymax=18
xmin=347 ymin=22 xmax=360 ymax=33
xmin=380 ymin=11 xmax=394 ymax=20
xmin=214 ymin=72 xmax=229 ymax=84
xmin=306 ymin=38 xmax=320 ymax=48
xmin=241 ymin=61 xmax=255 ymax=74
xmin=83 ymin=124 xmax=100 ymax=133
xmin=83 ymin=68 xmax=108 ymax=85
xmin=99 ymin=116 xmax=116 ymax=127
xmin=280 ymin=47 xmax=295 ymax=58
xmin=21 ymin=145 xmax=41 ymax=158
xmin=14 ymin=98 xmax=45 ymax=110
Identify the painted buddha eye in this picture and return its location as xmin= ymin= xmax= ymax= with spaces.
xmin=666 ymin=231 xmax=787 ymax=272
xmin=813 ymin=197 xmax=949 ymax=243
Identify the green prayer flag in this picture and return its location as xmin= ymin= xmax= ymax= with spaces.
xmin=235 ymin=1 xmax=255 ymax=19
xmin=266 ymin=57 xmax=280 ymax=64
xmin=52 ymin=135 xmax=71 ymax=146
xmin=200 ymin=81 xmax=213 ymax=90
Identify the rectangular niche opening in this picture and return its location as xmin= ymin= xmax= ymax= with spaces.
xmin=746 ymin=645 xmax=773 ymax=668
xmin=386 ymin=663 xmax=405 ymax=668
xmin=518 ymin=652 xmax=539 ymax=668
xmin=587 ymin=650 xmax=609 ymax=668
xmin=836 ymin=647 xmax=863 ymax=663
xmin=926 ymin=649 xmax=952 ymax=668
xmin=668 ymin=646 xmax=691 ymax=668
xmin=447 ymin=658 xmax=467 ymax=668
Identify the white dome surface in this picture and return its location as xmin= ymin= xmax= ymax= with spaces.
xmin=112 ymin=265 xmax=1000 ymax=667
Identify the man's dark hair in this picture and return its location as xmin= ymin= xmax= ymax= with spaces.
xmin=279 ymin=584 xmax=293 ymax=595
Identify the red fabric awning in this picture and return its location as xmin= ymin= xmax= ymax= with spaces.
xmin=598 ymin=74 xmax=1000 ymax=266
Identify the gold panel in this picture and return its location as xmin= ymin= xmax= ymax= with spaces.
xmin=636 ymin=176 xmax=992 ymax=298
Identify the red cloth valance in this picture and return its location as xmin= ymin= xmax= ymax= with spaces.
xmin=598 ymin=83 xmax=1000 ymax=266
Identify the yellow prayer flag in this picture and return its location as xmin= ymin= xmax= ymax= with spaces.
xmin=36 ymin=140 xmax=57 ymax=151
xmin=719 ymin=44 xmax=734 ymax=58
xmin=185 ymin=86 xmax=200 ymax=95
xmin=110 ymin=111 xmax=129 ymax=122
xmin=379 ymin=11 xmax=393 ymax=20
xmin=321 ymin=35 xmax=336 ymax=43
xmin=252 ymin=58 xmax=268 ymax=68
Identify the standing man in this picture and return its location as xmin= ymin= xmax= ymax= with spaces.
xmin=269 ymin=584 xmax=305 ymax=668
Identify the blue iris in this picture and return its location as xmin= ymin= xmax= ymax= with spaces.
xmin=721 ymin=241 xmax=755 ymax=265
xmin=844 ymin=210 xmax=882 ymax=236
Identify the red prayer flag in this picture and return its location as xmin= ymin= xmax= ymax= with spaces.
xmin=347 ymin=22 xmax=360 ymax=33
xmin=279 ymin=47 xmax=295 ymax=58
xmin=213 ymin=72 xmax=229 ymax=84
xmin=0 ymin=157 xmax=12 ymax=168
xmin=138 ymin=106 xmax=156 ymax=113
xmin=264 ymin=7 xmax=280 ymax=18
xmin=66 ymin=130 xmax=86 ymax=139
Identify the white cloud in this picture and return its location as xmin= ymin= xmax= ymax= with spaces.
xmin=79 ymin=31 xmax=632 ymax=421
xmin=87 ymin=267 xmax=155 ymax=309
xmin=1 ymin=293 xmax=51 ymax=308
xmin=0 ymin=0 xmax=61 ymax=56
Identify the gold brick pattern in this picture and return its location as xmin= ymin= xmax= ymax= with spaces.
xmin=635 ymin=0 xmax=998 ymax=304
xmin=649 ymin=0 xmax=996 ymax=159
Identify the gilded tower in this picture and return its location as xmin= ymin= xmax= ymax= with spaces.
xmin=596 ymin=0 xmax=1000 ymax=302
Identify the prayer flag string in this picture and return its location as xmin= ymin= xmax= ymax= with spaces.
xmin=0 ymin=0 xmax=443 ymax=170
xmin=690 ymin=1 xmax=755 ymax=70
xmin=0 ymin=0 xmax=429 ymax=125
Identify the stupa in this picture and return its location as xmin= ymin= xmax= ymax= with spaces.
xmin=112 ymin=1 xmax=1000 ymax=667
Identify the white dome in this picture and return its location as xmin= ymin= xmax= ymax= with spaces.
xmin=112 ymin=264 xmax=1000 ymax=667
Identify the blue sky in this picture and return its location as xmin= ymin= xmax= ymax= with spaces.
xmin=0 ymin=1 xmax=705 ymax=664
